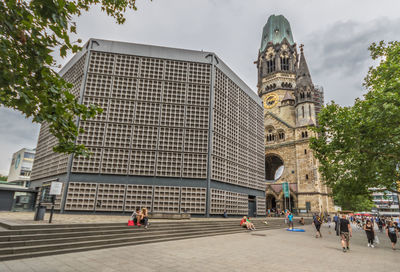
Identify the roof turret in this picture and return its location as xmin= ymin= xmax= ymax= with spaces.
xmin=282 ymin=91 xmax=294 ymax=102
xmin=260 ymin=15 xmax=295 ymax=53
xmin=296 ymin=45 xmax=313 ymax=88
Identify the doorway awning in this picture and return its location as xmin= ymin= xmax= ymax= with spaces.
xmin=268 ymin=183 xmax=298 ymax=194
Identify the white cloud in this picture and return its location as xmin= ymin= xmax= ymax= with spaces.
xmin=1 ymin=0 xmax=400 ymax=174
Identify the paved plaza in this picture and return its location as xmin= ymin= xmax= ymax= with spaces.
xmin=0 ymin=223 xmax=398 ymax=272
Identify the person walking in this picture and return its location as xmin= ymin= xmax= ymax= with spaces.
xmin=339 ymin=214 xmax=352 ymax=252
xmin=386 ymin=221 xmax=399 ymax=250
xmin=313 ymin=214 xmax=322 ymax=238
xmin=364 ymin=219 xmax=375 ymax=248
xmin=333 ymin=214 xmax=339 ymax=234
xmin=378 ymin=217 xmax=383 ymax=233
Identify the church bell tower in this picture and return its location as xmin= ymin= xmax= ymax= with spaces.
xmin=258 ymin=14 xmax=334 ymax=214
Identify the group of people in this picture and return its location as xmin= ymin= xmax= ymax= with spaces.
xmin=240 ymin=216 xmax=256 ymax=230
xmin=130 ymin=207 xmax=149 ymax=229
xmin=267 ymin=208 xmax=287 ymax=217
xmin=313 ymin=213 xmax=400 ymax=252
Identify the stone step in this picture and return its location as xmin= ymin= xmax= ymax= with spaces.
xmin=0 ymin=224 xmax=272 ymax=247
xmin=0 ymin=218 xmax=279 ymax=236
xmin=0 ymin=225 xmax=285 ymax=261
xmin=0 ymin=220 xmax=280 ymax=242
xmin=0 ymin=218 xmax=307 ymax=261
xmin=0 ymin=224 xmax=273 ymax=255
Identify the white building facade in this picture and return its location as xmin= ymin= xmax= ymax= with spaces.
xmin=7 ymin=148 xmax=35 ymax=187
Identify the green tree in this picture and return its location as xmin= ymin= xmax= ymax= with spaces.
xmin=310 ymin=41 xmax=400 ymax=210
xmin=0 ymin=175 xmax=8 ymax=181
xmin=0 ymin=0 xmax=138 ymax=156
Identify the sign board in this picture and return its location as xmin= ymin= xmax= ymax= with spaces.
xmin=334 ymin=206 xmax=342 ymax=212
xmin=282 ymin=182 xmax=289 ymax=198
xmin=49 ymin=182 xmax=63 ymax=195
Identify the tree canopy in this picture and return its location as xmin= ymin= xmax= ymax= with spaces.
xmin=0 ymin=0 xmax=138 ymax=156
xmin=310 ymin=41 xmax=400 ymax=210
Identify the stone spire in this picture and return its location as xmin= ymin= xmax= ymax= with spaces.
xmin=296 ymin=45 xmax=313 ymax=88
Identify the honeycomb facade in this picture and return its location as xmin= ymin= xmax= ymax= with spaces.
xmin=30 ymin=39 xmax=265 ymax=216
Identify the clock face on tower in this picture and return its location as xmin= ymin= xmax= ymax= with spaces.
xmin=263 ymin=93 xmax=279 ymax=109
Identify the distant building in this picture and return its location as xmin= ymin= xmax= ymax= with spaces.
xmin=370 ymin=188 xmax=399 ymax=217
xmin=7 ymin=148 xmax=35 ymax=187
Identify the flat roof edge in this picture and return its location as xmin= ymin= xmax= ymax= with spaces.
xmin=59 ymin=39 xmax=260 ymax=104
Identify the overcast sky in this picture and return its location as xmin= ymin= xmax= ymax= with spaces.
xmin=1 ymin=0 xmax=400 ymax=175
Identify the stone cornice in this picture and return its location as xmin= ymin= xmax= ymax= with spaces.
xmin=265 ymin=138 xmax=309 ymax=150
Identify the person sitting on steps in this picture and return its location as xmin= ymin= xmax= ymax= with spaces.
xmin=141 ymin=207 xmax=149 ymax=229
xmin=132 ymin=207 xmax=142 ymax=226
xmin=240 ymin=216 xmax=256 ymax=231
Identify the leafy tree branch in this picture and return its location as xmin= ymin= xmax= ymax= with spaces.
xmin=0 ymin=0 xmax=138 ymax=156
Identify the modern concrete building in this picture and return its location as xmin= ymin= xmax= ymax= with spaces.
xmin=370 ymin=189 xmax=400 ymax=217
xmin=7 ymin=148 xmax=35 ymax=187
xmin=30 ymin=39 xmax=266 ymax=216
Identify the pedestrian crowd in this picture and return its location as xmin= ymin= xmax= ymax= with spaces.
xmin=312 ymin=212 xmax=400 ymax=252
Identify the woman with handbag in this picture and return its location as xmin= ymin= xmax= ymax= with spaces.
xmin=363 ymin=219 xmax=375 ymax=248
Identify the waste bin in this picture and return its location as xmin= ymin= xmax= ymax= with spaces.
xmin=34 ymin=205 xmax=46 ymax=221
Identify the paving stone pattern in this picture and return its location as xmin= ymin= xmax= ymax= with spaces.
xmin=0 ymin=224 xmax=398 ymax=272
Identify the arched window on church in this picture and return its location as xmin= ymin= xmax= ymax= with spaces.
xmin=307 ymin=92 xmax=311 ymax=98
xmin=266 ymin=58 xmax=275 ymax=73
xmin=281 ymin=56 xmax=289 ymax=71
xmin=302 ymin=106 xmax=304 ymax=118
xmin=266 ymin=126 xmax=276 ymax=142
xmin=278 ymin=130 xmax=285 ymax=140
xmin=309 ymin=104 xmax=312 ymax=117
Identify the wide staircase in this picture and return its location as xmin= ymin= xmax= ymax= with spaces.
xmin=0 ymin=218 xmax=309 ymax=261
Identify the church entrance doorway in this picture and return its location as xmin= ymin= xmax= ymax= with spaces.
xmin=266 ymin=194 xmax=277 ymax=211
xmin=265 ymin=154 xmax=284 ymax=181
xmin=283 ymin=194 xmax=295 ymax=212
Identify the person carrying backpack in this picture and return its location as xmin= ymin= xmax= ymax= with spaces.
xmin=313 ymin=215 xmax=322 ymax=238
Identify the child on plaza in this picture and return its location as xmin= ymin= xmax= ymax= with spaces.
xmin=288 ymin=212 xmax=294 ymax=229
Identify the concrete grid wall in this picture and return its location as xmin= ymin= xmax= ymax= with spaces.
xmin=64 ymin=181 xmax=206 ymax=214
xmin=31 ymin=54 xmax=87 ymax=180
xmin=211 ymin=68 xmax=265 ymax=191
xmin=30 ymin=41 xmax=266 ymax=215
xmin=72 ymin=51 xmax=211 ymax=179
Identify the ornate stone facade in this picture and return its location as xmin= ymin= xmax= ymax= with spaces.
xmin=257 ymin=15 xmax=334 ymax=214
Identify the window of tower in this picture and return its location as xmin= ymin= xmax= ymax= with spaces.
xmin=302 ymin=106 xmax=304 ymax=118
xmin=307 ymin=92 xmax=311 ymax=98
xmin=267 ymin=59 xmax=275 ymax=73
xmin=281 ymin=57 xmax=289 ymax=71
xmin=278 ymin=130 xmax=285 ymax=140
xmin=267 ymin=133 xmax=276 ymax=142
